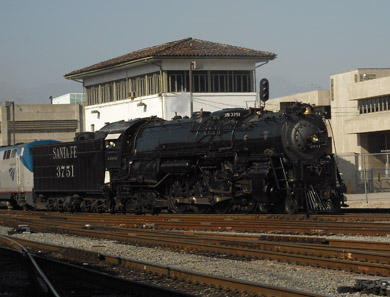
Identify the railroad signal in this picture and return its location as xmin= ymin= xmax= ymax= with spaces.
xmin=259 ymin=78 xmax=269 ymax=102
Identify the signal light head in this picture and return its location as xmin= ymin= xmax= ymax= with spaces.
xmin=259 ymin=78 xmax=269 ymax=102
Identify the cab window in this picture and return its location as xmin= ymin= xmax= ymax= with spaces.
xmin=3 ymin=150 xmax=10 ymax=159
xmin=2 ymin=149 xmax=17 ymax=159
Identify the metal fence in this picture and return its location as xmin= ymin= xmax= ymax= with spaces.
xmin=335 ymin=152 xmax=390 ymax=195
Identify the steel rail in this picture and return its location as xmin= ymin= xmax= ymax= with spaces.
xmin=32 ymin=255 xmax=197 ymax=297
xmin=55 ymin=228 xmax=390 ymax=276
xmin=4 ymin=217 xmax=390 ymax=277
xmin=0 ymin=235 xmax=61 ymax=297
xmin=3 ymin=211 xmax=390 ymax=236
xmin=5 ymin=209 xmax=390 ymax=222
xmin=5 ymin=236 xmax=330 ymax=297
xmin=31 ymin=220 xmax=390 ymax=266
xmin=3 ymin=212 xmax=390 ymax=256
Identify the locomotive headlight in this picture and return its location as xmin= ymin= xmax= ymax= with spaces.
xmin=311 ymin=134 xmax=319 ymax=144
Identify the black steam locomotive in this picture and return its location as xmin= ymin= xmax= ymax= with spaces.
xmin=29 ymin=99 xmax=346 ymax=214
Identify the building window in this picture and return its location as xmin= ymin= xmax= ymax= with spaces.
xmin=360 ymin=73 xmax=376 ymax=81
xmin=148 ymin=73 xmax=161 ymax=95
xmin=358 ymin=95 xmax=390 ymax=114
xmin=232 ymin=71 xmax=250 ymax=92
xmin=85 ymin=72 xmax=161 ymax=106
xmin=168 ymin=71 xmax=187 ymax=92
xmin=167 ymin=70 xmax=252 ymax=93
xmin=114 ymin=79 xmax=127 ymax=101
xmin=212 ymin=71 xmax=226 ymax=92
xmin=210 ymin=71 xmax=251 ymax=92
xmin=3 ymin=150 xmax=16 ymax=160
xmin=85 ymin=69 xmax=253 ymax=106
xmin=330 ymin=79 xmax=334 ymax=101
xmin=193 ymin=71 xmax=208 ymax=92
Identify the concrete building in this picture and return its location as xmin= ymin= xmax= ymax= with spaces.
xmin=270 ymin=68 xmax=390 ymax=193
xmin=330 ymin=69 xmax=390 ymax=155
xmin=266 ymin=90 xmax=330 ymax=111
xmin=0 ymin=103 xmax=84 ymax=146
xmin=65 ymin=38 xmax=276 ymax=131
xmin=270 ymin=68 xmax=390 ymax=155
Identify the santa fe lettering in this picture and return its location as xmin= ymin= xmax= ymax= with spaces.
xmin=52 ymin=146 xmax=77 ymax=159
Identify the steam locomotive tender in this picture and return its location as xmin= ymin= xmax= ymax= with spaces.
xmin=30 ymin=102 xmax=346 ymax=214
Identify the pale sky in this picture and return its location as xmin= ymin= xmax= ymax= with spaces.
xmin=0 ymin=0 xmax=389 ymax=103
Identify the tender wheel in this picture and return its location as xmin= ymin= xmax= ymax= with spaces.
xmin=80 ymin=200 xmax=88 ymax=212
xmin=284 ymin=196 xmax=299 ymax=214
xmin=91 ymin=200 xmax=99 ymax=213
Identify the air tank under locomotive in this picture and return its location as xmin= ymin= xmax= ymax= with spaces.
xmin=31 ymin=102 xmax=346 ymax=214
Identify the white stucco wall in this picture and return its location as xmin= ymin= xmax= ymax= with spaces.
xmin=85 ymin=95 xmax=163 ymax=131
xmin=85 ymin=92 xmax=257 ymax=131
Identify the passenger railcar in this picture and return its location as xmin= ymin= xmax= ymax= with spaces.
xmin=0 ymin=140 xmax=58 ymax=209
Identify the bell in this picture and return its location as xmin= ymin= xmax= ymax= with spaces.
xmin=303 ymin=106 xmax=312 ymax=115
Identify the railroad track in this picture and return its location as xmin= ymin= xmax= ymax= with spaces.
xmin=0 ymin=236 xmax=60 ymax=297
xmin=0 ymin=236 xmax=202 ymax=297
xmin=0 ymin=235 xmax=328 ymax=297
xmin=18 ymin=209 xmax=390 ymax=222
xmin=2 ymin=210 xmax=390 ymax=236
xmin=2 ymin=212 xmax=390 ymax=278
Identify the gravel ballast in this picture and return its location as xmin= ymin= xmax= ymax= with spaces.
xmin=1 ymin=226 xmax=385 ymax=297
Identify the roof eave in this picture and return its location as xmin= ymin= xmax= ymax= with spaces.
xmin=65 ymin=55 xmax=276 ymax=80
xmin=65 ymin=56 xmax=155 ymax=80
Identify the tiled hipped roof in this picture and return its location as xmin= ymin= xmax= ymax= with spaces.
xmin=65 ymin=38 xmax=276 ymax=78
